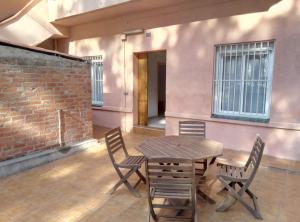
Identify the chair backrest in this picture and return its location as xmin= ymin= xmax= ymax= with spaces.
xmin=244 ymin=135 xmax=265 ymax=185
xmin=146 ymin=158 xmax=196 ymax=220
xmin=146 ymin=158 xmax=195 ymax=191
xmin=105 ymin=127 xmax=128 ymax=163
xmin=179 ymin=121 xmax=206 ymax=138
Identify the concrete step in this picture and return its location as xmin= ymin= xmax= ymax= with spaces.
xmin=133 ymin=125 xmax=165 ymax=137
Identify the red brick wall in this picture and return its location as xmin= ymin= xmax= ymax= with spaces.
xmin=0 ymin=45 xmax=93 ymax=161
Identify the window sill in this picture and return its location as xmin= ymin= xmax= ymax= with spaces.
xmin=92 ymin=104 xmax=103 ymax=108
xmin=92 ymin=105 xmax=132 ymax=113
xmin=211 ymin=114 xmax=270 ymax=123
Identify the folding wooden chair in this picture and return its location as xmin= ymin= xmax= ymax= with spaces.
xmin=146 ymin=158 xmax=197 ymax=222
xmin=179 ymin=121 xmax=218 ymax=204
xmin=179 ymin=121 xmax=209 ymax=177
xmin=216 ymin=135 xmax=265 ymax=219
xmin=105 ymin=127 xmax=146 ymax=197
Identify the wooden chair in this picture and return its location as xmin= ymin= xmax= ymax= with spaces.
xmin=146 ymin=158 xmax=197 ymax=222
xmin=105 ymin=127 xmax=146 ymax=197
xmin=216 ymin=135 xmax=265 ymax=219
xmin=179 ymin=121 xmax=208 ymax=176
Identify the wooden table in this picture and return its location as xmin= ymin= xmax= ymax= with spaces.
xmin=136 ymin=135 xmax=223 ymax=204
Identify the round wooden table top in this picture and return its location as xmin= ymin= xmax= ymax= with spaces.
xmin=136 ymin=135 xmax=223 ymax=160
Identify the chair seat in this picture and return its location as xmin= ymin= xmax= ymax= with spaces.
xmin=118 ymin=155 xmax=145 ymax=168
xmin=151 ymin=185 xmax=192 ymax=199
xmin=217 ymin=164 xmax=250 ymax=182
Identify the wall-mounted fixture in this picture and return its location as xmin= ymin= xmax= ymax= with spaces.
xmin=121 ymin=29 xmax=144 ymax=41
xmin=145 ymin=32 xmax=151 ymax=38
xmin=122 ymin=29 xmax=144 ymax=35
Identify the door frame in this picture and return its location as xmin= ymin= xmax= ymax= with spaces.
xmin=133 ymin=50 xmax=167 ymax=127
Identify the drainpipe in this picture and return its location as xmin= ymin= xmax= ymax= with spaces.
xmin=123 ymin=39 xmax=127 ymax=107
xmin=57 ymin=109 xmax=63 ymax=147
xmin=121 ymin=30 xmax=144 ymax=132
xmin=122 ymin=38 xmax=127 ymax=132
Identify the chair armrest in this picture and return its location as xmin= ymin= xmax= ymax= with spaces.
xmin=216 ymin=157 xmax=245 ymax=168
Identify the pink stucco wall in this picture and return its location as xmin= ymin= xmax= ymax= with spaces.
xmin=58 ymin=0 xmax=300 ymax=160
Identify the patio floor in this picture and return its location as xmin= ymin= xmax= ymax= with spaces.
xmin=0 ymin=126 xmax=300 ymax=222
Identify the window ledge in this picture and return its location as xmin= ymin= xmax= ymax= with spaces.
xmin=92 ymin=105 xmax=132 ymax=113
xmin=211 ymin=114 xmax=270 ymax=123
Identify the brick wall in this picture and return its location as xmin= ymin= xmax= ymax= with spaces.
xmin=0 ymin=44 xmax=93 ymax=161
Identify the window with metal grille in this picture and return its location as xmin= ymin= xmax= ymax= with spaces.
xmin=83 ymin=56 xmax=103 ymax=106
xmin=213 ymin=41 xmax=275 ymax=121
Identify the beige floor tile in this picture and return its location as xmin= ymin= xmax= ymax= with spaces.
xmin=0 ymin=126 xmax=299 ymax=222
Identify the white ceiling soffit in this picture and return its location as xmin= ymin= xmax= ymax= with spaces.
xmin=51 ymin=0 xmax=191 ymax=26
xmin=0 ymin=0 xmax=32 ymax=22
xmin=51 ymin=0 xmax=280 ymax=27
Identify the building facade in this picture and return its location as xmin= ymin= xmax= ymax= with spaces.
xmin=1 ymin=0 xmax=300 ymax=161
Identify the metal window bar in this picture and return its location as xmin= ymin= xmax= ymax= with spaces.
xmin=232 ymin=44 xmax=238 ymax=112
xmin=214 ymin=40 xmax=275 ymax=119
xmin=228 ymin=44 xmax=232 ymax=112
xmin=243 ymin=43 xmax=250 ymax=113
xmin=249 ymin=43 xmax=256 ymax=114
xmin=255 ymin=42 xmax=263 ymax=114
xmin=262 ymin=41 xmax=269 ymax=114
xmin=218 ymin=46 xmax=223 ymax=112
xmin=239 ymin=44 xmax=245 ymax=116
xmin=221 ymin=45 xmax=227 ymax=111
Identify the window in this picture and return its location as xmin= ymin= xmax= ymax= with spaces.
xmin=213 ymin=41 xmax=275 ymax=121
xmin=84 ymin=56 xmax=103 ymax=106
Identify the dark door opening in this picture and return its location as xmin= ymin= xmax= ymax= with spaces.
xmin=137 ymin=50 xmax=166 ymax=128
xmin=147 ymin=51 xmax=166 ymax=128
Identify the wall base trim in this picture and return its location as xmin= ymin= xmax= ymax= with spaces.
xmin=0 ymin=139 xmax=98 ymax=178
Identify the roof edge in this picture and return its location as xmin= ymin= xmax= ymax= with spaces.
xmin=0 ymin=39 xmax=84 ymax=62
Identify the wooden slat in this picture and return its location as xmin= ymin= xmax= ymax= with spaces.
xmin=150 ymin=178 xmax=192 ymax=184
xmin=119 ymin=156 xmax=145 ymax=166
xmin=179 ymin=121 xmax=206 ymax=139
xmin=149 ymin=171 xmax=193 ymax=177
xmin=111 ymin=146 xmax=123 ymax=154
xmin=137 ymin=136 xmax=223 ymax=160
xmin=106 ymin=128 xmax=120 ymax=139
xmin=148 ymin=158 xmax=192 ymax=163
xmin=148 ymin=165 xmax=192 ymax=171
xmin=152 ymin=204 xmax=192 ymax=210
xmin=150 ymin=183 xmax=191 ymax=189
xmin=107 ymin=135 xmax=122 ymax=145
xmin=180 ymin=126 xmax=206 ymax=129
xmin=108 ymin=141 xmax=123 ymax=150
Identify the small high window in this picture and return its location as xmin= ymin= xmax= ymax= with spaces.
xmin=213 ymin=41 xmax=275 ymax=121
xmin=84 ymin=56 xmax=103 ymax=106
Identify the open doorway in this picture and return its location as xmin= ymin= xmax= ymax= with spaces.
xmin=137 ymin=51 xmax=166 ymax=128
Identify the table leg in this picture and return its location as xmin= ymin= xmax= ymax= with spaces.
xmin=209 ymin=157 xmax=217 ymax=165
xmin=197 ymin=188 xmax=216 ymax=205
xmin=178 ymin=199 xmax=190 ymax=216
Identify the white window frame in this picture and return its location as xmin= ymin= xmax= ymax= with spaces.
xmin=213 ymin=41 xmax=275 ymax=121
xmin=84 ymin=55 xmax=104 ymax=106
